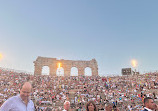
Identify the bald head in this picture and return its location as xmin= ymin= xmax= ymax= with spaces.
xmin=21 ymin=82 xmax=32 ymax=90
xmin=64 ymin=101 xmax=70 ymax=110
xmin=20 ymin=82 xmax=32 ymax=102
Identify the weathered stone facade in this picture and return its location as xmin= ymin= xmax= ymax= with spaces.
xmin=34 ymin=56 xmax=98 ymax=76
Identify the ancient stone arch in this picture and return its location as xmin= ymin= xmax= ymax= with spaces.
xmin=34 ymin=56 xmax=98 ymax=76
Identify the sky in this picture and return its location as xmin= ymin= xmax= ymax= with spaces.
xmin=0 ymin=0 xmax=158 ymax=76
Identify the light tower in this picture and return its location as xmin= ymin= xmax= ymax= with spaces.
xmin=131 ymin=59 xmax=138 ymax=75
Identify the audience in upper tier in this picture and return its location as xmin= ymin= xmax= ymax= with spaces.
xmin=0 ymin=68 xmax=157 ymax=110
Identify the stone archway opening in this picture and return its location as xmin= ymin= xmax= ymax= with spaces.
xmin=56 ymin=67 xmax=64 ymax=76
xmin=42 ymin=66 xmax=50 ymax=75
xmin=71 ymin=67 xmax=78 ymax=76
xmin=85 ymin=67 xmax=92 ymax=76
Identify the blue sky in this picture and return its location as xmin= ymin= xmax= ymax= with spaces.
xmin=0 ymin=1 xmax=158 ymax=76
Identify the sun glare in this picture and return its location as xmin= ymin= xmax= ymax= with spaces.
xmin=131 ymin=59 xmax=137 ymax=68
xmin=0 ymin=53 xmax=3 ymax=60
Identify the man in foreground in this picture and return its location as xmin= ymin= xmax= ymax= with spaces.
xmin=143 ymin=97 xmax=156 ymax=111
xmin=0 ymin=82 xmax=35 ymax=111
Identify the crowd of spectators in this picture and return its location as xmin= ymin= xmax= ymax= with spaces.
xmin=0 ymin=67 xmax=158 ymax=111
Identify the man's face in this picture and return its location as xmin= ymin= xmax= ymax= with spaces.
xmin=64 ymin=102 xmax=70 ymax=110
xmin=20 ymin=86 xmax=31 ymax=101
xmin=147 ymin=99 xmax=156 ymax=110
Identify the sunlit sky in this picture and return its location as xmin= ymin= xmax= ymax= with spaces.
xmin=0 ymin=1 xmax=158 ymax=76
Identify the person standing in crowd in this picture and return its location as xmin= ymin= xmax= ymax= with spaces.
xmin=86 ymin=100 xmax=98 ymax=111
xmin=143 ymin=97 xmax=156 ymax=111
xmin=0 ymin=82 xmax=35 ymax=111
xmin=63 ymin=100 xmax=71 ymax=111
xmin=105 ymin=102 xmax=119 ymax=111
